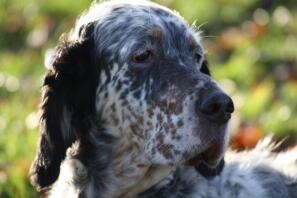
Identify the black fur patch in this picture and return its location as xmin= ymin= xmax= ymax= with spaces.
xmin=29 ymin=23 xmax=100 ymax=190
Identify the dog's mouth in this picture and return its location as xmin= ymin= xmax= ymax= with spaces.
xmin=185 ymin=140 xmax=225 ymax=178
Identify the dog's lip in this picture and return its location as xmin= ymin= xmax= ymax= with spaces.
xmin=185 ymin=151 xmax=221 ymax=167
xmin=195 ymin=158 xmax=225 ymax=178
xmin=185 ymin=143 xmax=225 ymax=178
xmin=185 ymin=139 xmax=223 ymax=167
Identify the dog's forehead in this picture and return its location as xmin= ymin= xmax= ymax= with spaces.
xmin=75 ymin=0 xmax=186 ymax=30
xmin=72 ymin=1 xmax=201 ymax=55
xmin=97 ymin=4 xmax=187 ymax=36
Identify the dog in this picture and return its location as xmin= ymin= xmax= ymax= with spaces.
xmin=30 ymin=0 xmax=297 ymax=197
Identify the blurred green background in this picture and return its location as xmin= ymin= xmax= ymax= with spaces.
xmin=0 ymin=0 xmax=296 ymax=197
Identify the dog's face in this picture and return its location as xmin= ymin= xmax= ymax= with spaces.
xmin=92 ymin=1 xmax=233 ymax=166
xmin=30 ymin=0 xmax=234 ymax=190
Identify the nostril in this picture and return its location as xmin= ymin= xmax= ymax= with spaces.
xmin=197 ymin=92 xmax=234 ymax=123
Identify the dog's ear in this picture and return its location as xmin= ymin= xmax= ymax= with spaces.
xmin=30 ymin=24 xmax=98 ymax=190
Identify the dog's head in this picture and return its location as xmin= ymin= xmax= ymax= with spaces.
xmin=30 ymin=0 xmax=234 ymax=191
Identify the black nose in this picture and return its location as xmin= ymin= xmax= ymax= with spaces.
xmin=197 ymin=92 xmax=234 ymax=123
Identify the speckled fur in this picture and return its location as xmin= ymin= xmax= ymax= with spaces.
xmin=138 ymin=138 xmax=297 ymax=198
xmin=30 ymin=1 xmax=297 ymax=198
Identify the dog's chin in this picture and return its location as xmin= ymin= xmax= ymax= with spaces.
xmin=186 ymin=154 xmax=225 ymax=178
xmin=185 ymin=140 xmax=226 ymax=178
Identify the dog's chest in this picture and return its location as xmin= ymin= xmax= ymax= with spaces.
xmin=102 ymin=144 xmax=171 ymax=198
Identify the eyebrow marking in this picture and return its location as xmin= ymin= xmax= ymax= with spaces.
xmin=148 ymin=26 xmax=164 ymax=41
xmin=187 ymin=35 xmax=196 ymax=50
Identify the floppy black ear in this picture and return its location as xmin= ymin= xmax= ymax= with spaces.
xmin=30 ymin=24 xmax=99 ymax=190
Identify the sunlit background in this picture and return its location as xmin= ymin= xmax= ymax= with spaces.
xmin=0 ymin=0 xmax=296 ymax=197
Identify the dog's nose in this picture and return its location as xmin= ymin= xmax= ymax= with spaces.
xmin=197 ymin=92 xmax=234 ymax=123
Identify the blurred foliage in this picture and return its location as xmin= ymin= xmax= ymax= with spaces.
xmin=0 ymin=0 xmax=297 ymax=197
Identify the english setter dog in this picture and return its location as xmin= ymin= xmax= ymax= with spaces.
xmin=30 ymin=0 xmax=297 ymax=197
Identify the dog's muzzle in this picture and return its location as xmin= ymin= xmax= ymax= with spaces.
xmin=189 ymin=91 xmax=234 ymax=178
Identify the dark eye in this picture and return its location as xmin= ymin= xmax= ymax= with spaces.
xmin=133 ymin=50 xmax=152 ymax=63
xmin=194 ymin=52 xmax=202 ymax=63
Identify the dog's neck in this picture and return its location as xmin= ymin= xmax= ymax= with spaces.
xmin=99 ymin=139 xmax=172 ymax=198
xmin=52 ymin=130 xmax=172 ymax=198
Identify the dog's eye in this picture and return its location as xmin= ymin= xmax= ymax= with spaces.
xmin=133 ymin=50 xmax=152 ymax=63
xmin=194 ymin=52 xmax=202 ymax=63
